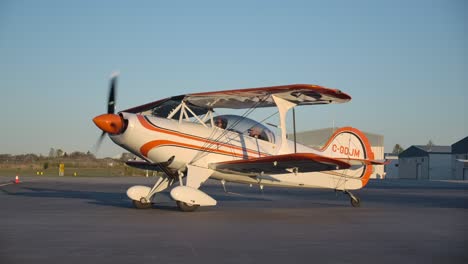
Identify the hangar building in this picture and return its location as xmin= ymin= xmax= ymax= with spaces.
xmin=451 ymin=137 xmax=468 ymax=180
xmin=398 ymin=145 xmax=452 ymax=180
xmin=291 ymin=127 xmax=384 ymax=179
xmin=384 ymin=153 xmax=399 ymax=179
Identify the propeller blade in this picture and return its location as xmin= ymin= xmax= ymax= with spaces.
xmin=93 ymin=72 xmax=119 ymax=155
xmin=108 ymin=75 xmax=117 ymax=114
xmin=93 ymin=131 xmax=107 ymax=154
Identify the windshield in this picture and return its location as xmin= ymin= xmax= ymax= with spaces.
xmin=210 ymin=115 xmax=275 ymax=143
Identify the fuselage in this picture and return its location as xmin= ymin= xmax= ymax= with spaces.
xmin=110 ymin=113 xmax=365 ymax=190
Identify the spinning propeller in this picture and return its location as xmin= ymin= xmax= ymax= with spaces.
xmin=93 ymin=73 xmax=125 ymax=152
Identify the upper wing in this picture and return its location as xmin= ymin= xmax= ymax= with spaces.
xmin=209 ymin=153 xmax=352 ymax=176
xmin=122 ymin=84 xmax=351 ymax=114
xmin=186 ymin=84 xmax=351 ymax=109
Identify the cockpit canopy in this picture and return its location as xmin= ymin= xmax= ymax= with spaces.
xmin=209 ymin=115 xmax=275 ymax=143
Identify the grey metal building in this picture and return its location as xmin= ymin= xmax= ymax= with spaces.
xmin=398 ymin=145 xmax=452 ymax=180
xmin=290 ymin=127 xmax=384 ymax=179
xmin=384 ymin=153 xmax=399 ymax=179
xmin=451 ymin=137 xmax=468 ymax=180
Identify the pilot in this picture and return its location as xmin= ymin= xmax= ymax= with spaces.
xmin=248 ymin=126 xmax=263 ymax=139
xmin=215 ymin=117 xmax=227 ymax=129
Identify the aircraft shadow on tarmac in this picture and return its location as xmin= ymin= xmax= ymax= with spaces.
xmin=2 ymin=181 xmax=466 ymax=210
xmin=1 ymin=186 xmax=133 ymax=208
xmin=1 ymin=185 xmax=276 ymax=210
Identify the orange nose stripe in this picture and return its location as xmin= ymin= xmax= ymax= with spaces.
xmin=93 ymin=114 xmax=123 ymax=134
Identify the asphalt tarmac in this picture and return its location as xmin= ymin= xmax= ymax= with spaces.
xmin=0 ymin=176 xmax=467 ymax=264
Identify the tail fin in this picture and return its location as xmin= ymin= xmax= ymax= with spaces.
xmin=319 ymin=127 xmax=375 ymax=187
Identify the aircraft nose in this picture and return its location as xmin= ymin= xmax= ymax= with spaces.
xmin=93 ymin=114 xmax=124 ymax=134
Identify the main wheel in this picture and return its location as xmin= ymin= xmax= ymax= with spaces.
xmin=350 ymin=197 xmax=361 ymax=208
xmin=176 ymin=201 xmax=199 ymax=212
xmin=132 ymin=200 xmax=152 ymax=209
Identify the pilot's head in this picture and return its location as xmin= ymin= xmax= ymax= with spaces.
xmin=248 ymin=126 xmax=262 ymax=137
xmin=215 ymin=117 xmax=227 ymax=129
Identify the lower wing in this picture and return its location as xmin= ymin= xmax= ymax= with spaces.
xmin=209 ymin=153 xmax=353 ymax=176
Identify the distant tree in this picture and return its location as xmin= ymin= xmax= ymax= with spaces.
xmin=0 ymin=154 xmax=12 ymax=162
xmin=86 ymin=151 xmax=96 ymax=159
xmin=70 ymin=151 xmax=85 ymax=158
xmin=23 ymin=154 xmax=38 ymax=162
xmin=392 ymin=144 xmax=404 ymax=155
xmin=120 ymin=152 xmax=136 ymax=161
xmin=56 ymin=149 xmax=64 ymax=157
xmin=427 ymin=140 xmax=434 ymax=148
xmin=48 ymin=148 xmax=56 ymax=158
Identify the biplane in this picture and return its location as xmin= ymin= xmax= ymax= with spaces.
xmin=93 ymin=75 xmax=385 ymax=211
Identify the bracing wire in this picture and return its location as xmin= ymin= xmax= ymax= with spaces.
xmin=189 ymin=94 xmax=272 ymax=164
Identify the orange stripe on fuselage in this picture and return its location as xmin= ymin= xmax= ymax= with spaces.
xmin=137 ymin=115 xmax=269 ymax=158
xmin=140 ymin=140 xmax=247 ymax=158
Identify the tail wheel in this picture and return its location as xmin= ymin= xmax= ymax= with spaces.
xmin=176 ymin=201 xmax=200 ymax=212
xmin=132 ymin=200 xmax=152 ymax=209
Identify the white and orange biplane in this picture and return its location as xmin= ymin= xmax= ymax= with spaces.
xmin=93 ymin=76 xmax=385 ymax=211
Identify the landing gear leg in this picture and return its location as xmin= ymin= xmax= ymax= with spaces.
xmin=145 ymin=176 xmax=174 ymax=201
xmin=170 ymin=165 xmax=216 ymax=212
xmin=174 ymin=169 xmax=201 ymax=212
xmin=131 ymin=176 xmax=174 ymax=209
xmin=344 ymin=190 xmax=361 ymax=208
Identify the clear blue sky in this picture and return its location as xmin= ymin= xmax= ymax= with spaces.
xmin=1 ymin=0 xmax=466 ymax=157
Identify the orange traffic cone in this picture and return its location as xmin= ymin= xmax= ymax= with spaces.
xmin=14 ymin=175 xmax=20 ymax=184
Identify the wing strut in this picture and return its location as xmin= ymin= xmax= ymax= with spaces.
xmin=272 ymin=95 xmax=297 ymax=154
xmin=292 ymin=107 xmax=297 ymax=153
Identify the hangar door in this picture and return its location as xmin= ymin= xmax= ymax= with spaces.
xmin=417 ymin=164 xmax=422 ymax=179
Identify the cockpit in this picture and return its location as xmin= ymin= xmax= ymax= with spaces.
xmin=208 ymin=115 xmax=275 ymax=143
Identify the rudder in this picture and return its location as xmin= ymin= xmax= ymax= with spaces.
xmin=319 ymin=127 xmax=374 ymax=187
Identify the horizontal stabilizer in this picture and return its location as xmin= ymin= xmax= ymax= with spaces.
xmin=209 ymin=153 xmax=352 ymax=176
xmin=335 ymin=158 xmax=389 ymax=166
